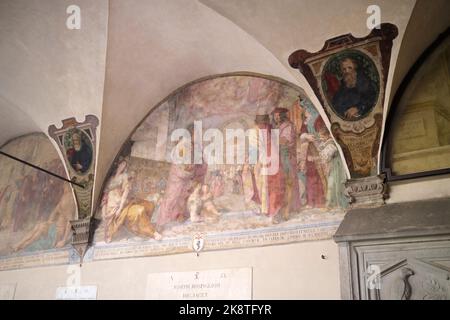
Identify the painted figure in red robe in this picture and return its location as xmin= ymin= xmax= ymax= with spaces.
xmin=269 ymin=108 xmax=301 ymax=223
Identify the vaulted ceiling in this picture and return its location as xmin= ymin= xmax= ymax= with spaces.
xmin=0 ymin=0 xmax=449 ymax=204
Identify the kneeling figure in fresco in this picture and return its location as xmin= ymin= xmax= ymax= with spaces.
xmin=188 ymin=183 xmax=221 ymax=223
xmin=101 ymin=158 xmax=162 ymax=242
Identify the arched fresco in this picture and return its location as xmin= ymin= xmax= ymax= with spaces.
xmin=0 ymin=133 xmax=77 ymax=257
xmin=93 ymin=75 xmax=349 ymax=258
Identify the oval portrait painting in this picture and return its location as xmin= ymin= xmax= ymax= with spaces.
xmin=64 ymin=128 xmax=93 ymax=174
xmin=321 ymin=50 xmax=380 ymax=121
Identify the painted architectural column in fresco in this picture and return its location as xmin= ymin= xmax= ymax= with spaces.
xmin=289 ymin=23 xmax=398 ymax=207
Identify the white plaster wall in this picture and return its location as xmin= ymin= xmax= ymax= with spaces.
xmin=387 ymin=174 xmax=450 ymax=204
xmin=0 ymin=240 xmax=340 ymax=300
xmin=0 ymin=0 xmax=108 ymax=145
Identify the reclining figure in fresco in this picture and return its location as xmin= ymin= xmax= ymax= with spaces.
xmin=101 ymin=158 xmax=162 ymax=243
xmin=104 ymin=198 xmax=163 ymax=242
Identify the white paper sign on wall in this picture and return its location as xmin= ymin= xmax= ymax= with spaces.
xmin=55 ymin=285 xmax=97 ymax=300
xmin=145 ymin=267 xmax=252 ymax=300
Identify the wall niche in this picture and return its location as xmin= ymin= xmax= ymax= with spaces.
xmin=383 ymin=29 xmax=450 ymax=180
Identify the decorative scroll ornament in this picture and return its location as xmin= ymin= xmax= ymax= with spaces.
xmin=289 ymin=23 xmax=398 ymax=178
xmin=48 ymin=115 xmax=99 ymax=259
